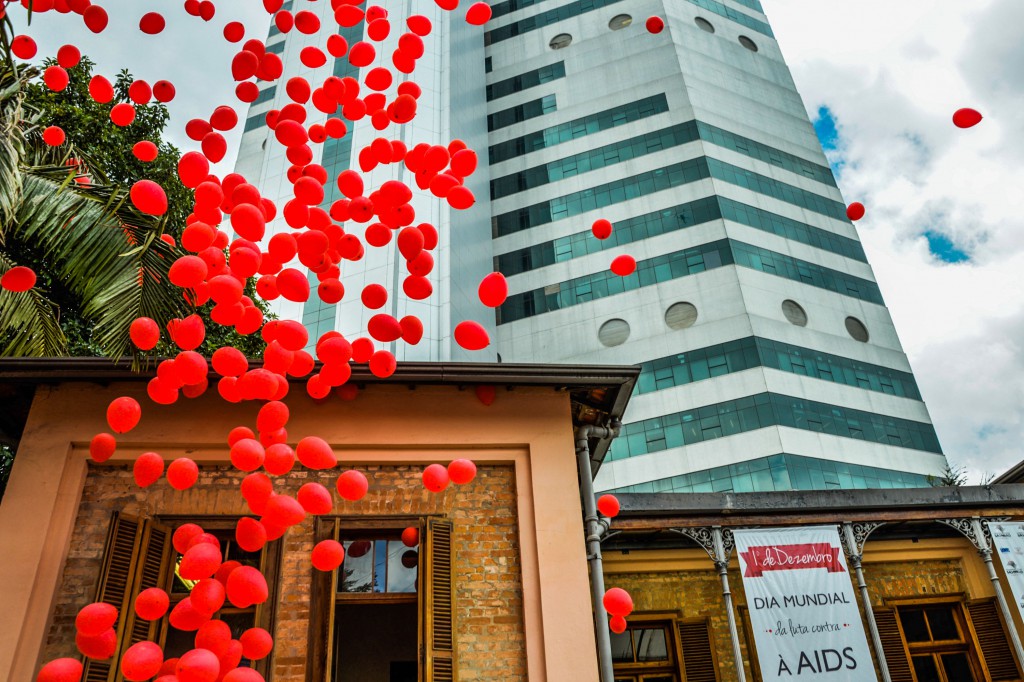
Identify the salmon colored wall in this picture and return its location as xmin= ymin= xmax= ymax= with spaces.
xmin=0 ymin=381 xmax=599 ymax=682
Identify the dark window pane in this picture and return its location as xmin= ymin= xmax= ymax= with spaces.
xmin=634 ymin=627 xmax=669 ymax=661
xmin=925 ymin=606 xmax=959 ymax=641
xmin=899 ymin=609 xmax=930 ymax=643
xmin=912 ymin=656 xmax=941 ymax=682
xmin=610 ymin=631 xmax=633 ymax=662
xmin=941 ymin=653 xmax=975 ymax=681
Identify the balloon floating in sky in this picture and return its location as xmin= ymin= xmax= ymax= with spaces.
xmin=610 ymin=254 xmax=637 ymax=277
xmin=952 ymin=108 xmax=983 ymax=129
xmin=646 ymin=16 xmax=665 ymax=33
xmin=846 ymin=201 xmax=866 ymax=222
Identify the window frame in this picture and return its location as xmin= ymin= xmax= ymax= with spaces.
xmin=611 ymin=612 xmax=686 ymax=681
xmin=889 ymin=596 xmax=986 ymax=682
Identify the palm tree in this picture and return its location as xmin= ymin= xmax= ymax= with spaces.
xmin=0 ymin=22 xmax=187 ymax=358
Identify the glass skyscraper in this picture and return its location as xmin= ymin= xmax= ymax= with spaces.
xmin=233 ymin=0 xmax=948 ymax=493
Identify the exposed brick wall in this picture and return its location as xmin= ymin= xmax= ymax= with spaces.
xmin=43 ymin=462 xmax=526 ymax=682
xmin=863 ymin=559 xmax=968 ymax=605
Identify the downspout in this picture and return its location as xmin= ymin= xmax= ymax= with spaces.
xmin=576 ymin=423 xmax=621 ymax=682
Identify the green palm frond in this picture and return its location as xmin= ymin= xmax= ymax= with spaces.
xmin=0 ymin=251 xmax=66 ymax=356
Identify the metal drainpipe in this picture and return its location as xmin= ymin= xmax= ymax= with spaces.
xmin=576 ymin=423 xmax=621 ymax=682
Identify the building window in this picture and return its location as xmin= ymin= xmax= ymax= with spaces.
xmin=599 ymin=318 xmax=631 ymax=347
xmin=845 ymin=316 xmax=869 ymax=342
xmin=81 ymin=514 xmax=281 ymax=682
xmin=609 ymin=14 xmax=632 ymax=30
xmin=738 ymin=35 xmax=758 ymax=51
xmin=549 ymin=33 xmax=573 ymax=49
xmin=694 ymin=17 xmax=715 ymax=33
xmin=610 ymin=615 xmax=718 ymax=681
xmin=310 ymin=517 xmax=456 ymax=682
xmin=781 ymin=299 xmax=807 ymax=326
xmin=665 ymin=302 xmax=698 ymax=330
xmin=897 ymin=602 xmax=980 ymax=680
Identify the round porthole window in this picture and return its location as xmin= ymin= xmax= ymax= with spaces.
xmin=609 ymin=14 xmax=632 ymax=30
xmin=781 ymin=300 xmax=807 ymax=327
xmin=665 ymin=302 xmax=698 ymax=330
xmin=549 ymin=33 xmax=573 ymax=50
xmin=695 ymin=17 xmax=715 ymax=33
xmin=598 ymin=319 xmax=630 ymax=347
xmin=739 ymin=35 xmax=758 ymax=51
xmin=845 ymin=316 xmax=869 ymax=342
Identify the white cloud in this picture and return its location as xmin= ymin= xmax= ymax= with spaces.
xmin=765 ymin=0 xmax=1024 ymax=480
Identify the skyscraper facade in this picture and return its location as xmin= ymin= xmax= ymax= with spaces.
xmin=234 ymin=0 xmax=948 ymax=493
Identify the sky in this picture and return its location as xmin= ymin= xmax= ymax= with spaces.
xmin=9 ymin=1 xmax=1024 ymax=481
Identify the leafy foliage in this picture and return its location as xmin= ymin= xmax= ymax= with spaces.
xmin=1 ymin=27 xmax=270 ymax=360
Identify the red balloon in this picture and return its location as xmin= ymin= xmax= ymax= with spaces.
xmin=1 ymin=266 xmax=36 ymax=292
xmin=597 ymin=494 xmax=620 ymax=518
xmin=336 ymin=469 xmax=368 ymax=501
xmin=89 ymin=433 xmax=116 ymax=463
xmin=610 ymin=614 xmax=627 ymax=634
xmin=475 ymin=384 xmax=496 ymax=406
xmin=603 ymin=587 xmax=634 ymax=617
xmin=230 ymin=438 xmax=265 ymax=472
xmin=610 ymin=254 xmax=636 ymax=277
xmin=43 ymin=65 xmax=70 ymax=92
xmin=592 ymin=218 xmax=613 ymax=240
xmin=277 ymin=268 xmax=310 ymax=302
xmin=448 ymin=458 xmax=477 ymax=485
xmin=846 ymin=202 xmax=866 ymax=221
xmin=645 ymin=16 xmax=665 ymax=33
xmin=224 ymin=21 xmax=245 ymax=43
xmin=169 ymin=597 xmax=210 ymax=632
xmin=401 ymin=527 xmax=419 ymax=547
xmin=400 ymin=315 xmax=423 ymax=345
xmin=57 ymin=44 xmax=82 ymax=68
xmin=37 ymin=658 xmax=83 ymax=682
xmin=465 ymin=2 xmax=492 ymax=25
xmin=88 ymin=75 xmax=115 ymax=103
xmin=110 ymin=102 xmax=136 ymax=127
xmin=407 ymin=14 xmax=432 ymax=36
xmin=11 ymin=35 xmax=37 ymax=60
xmin=133 ymin=140 xmax=159 ymax=162
xmin=107 ymin=396 xmax=141 ymax=433
xmin=176 ymin=648 xmax=219 ymax=682
xmin=133 ymin=452 xmax=164 ymax=487
xmin=311 ymin=539 xmax=345 ymax=571
xmin=83 ymin=4 xmax=109 ymax=32
xmin=297 ymin=482 xmax=334 ymax=515
xmin=178 ymin=151 xmax=210 ymax=189
xmin=263 ymin=494 xmax=306 ymax=528
xmin=422 ymin=463 xmax=449 ymax=493
xmin=241 ymin=473 xmax=275 ymax=513
xmin=76 ymin=628 xmax=116 ymax=660
xmin=360 ymin=283 xmax=388 ymax=309
xmin=173 ymin=523 xmax=204 ymax=554
xmin=478 ymin=272 xmax=508 ymax=307
xmin=953 ymin=108 xmax=983 ymax=129
xmin=189 ymin=578 xmax=226 ymax=617
xmin=130 ymin=180 xmax=168 ymax=216
xmin=368 ymin=314 xmax=403 ymax=342
xmin=42 ymin=125 xmax=65 ymax=146
xmin=135 ymin=587 xmax=170 ymax=621
xmin=75 ymin=602 xmax=118 ymax=637
xmin=454 ymin=320 xmax=489 ymax=351
xmin=226 ymin=566 xmax=269 ymax=608
xmin=128 ymin=80 xmax=152 ymax=104
xmin=169 ymin=255 xmax=208 ymax=289
xmin=167 ymin=457 xmax=199 ymax=490
xmin=349 ymin=41 xmax=376 ymax=67
xmin=121 ymin=642 xmax=163 ymax=682
xmin=239 ymin=628 xmax=273 ymax=660
xmin=153 ymin=80 xmax=176 ymax=103
xmin=139 ymin=12 xmax=165 ymax=34
xmin=368 ymin=350 xmax=397 ymax=378
xmin=296 ymin=436 xmax=337 ymax=470
xmin=180 ymin=542 xmax=222 ymax=580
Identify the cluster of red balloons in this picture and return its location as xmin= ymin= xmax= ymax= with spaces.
xmin=603 ymin=587 xmax=634 ymax=634
xmin=422 ymin=459 xmax=477 ymax=493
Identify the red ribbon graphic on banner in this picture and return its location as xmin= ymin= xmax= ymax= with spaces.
xmin=741 ymin=543 xmax=846 ymax=577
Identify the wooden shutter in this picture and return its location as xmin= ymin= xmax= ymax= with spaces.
xmin=678 ymin=618 xmax=718 ymax=682
xmin=424 ymin=519 xmax=456 ymax=682
xmin=873 ymin=607 xmax=913 ymax=682
xmin=307 ymin=518 xmax=340 ymax=682
xmin=967 ymin=598 xmax=1022 ymax=681
xmin=118 ymin=520 xmax=174 ymax=656
xmin=82 ymin=513 xmax=143 ymax=682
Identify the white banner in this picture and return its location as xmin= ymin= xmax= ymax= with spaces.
xmin=991 ymin=521 xmax=1024 ymax=619
xmin=734 ymin=526 xmax=876 ymax=681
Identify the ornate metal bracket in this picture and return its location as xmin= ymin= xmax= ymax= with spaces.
xmin=670 ymin=526 xmax=735 ymax=566
xmin=841 ymin=521 xmax=886 ymax=559
xmin=936 ymin=516 xmax=1010 ymax=555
